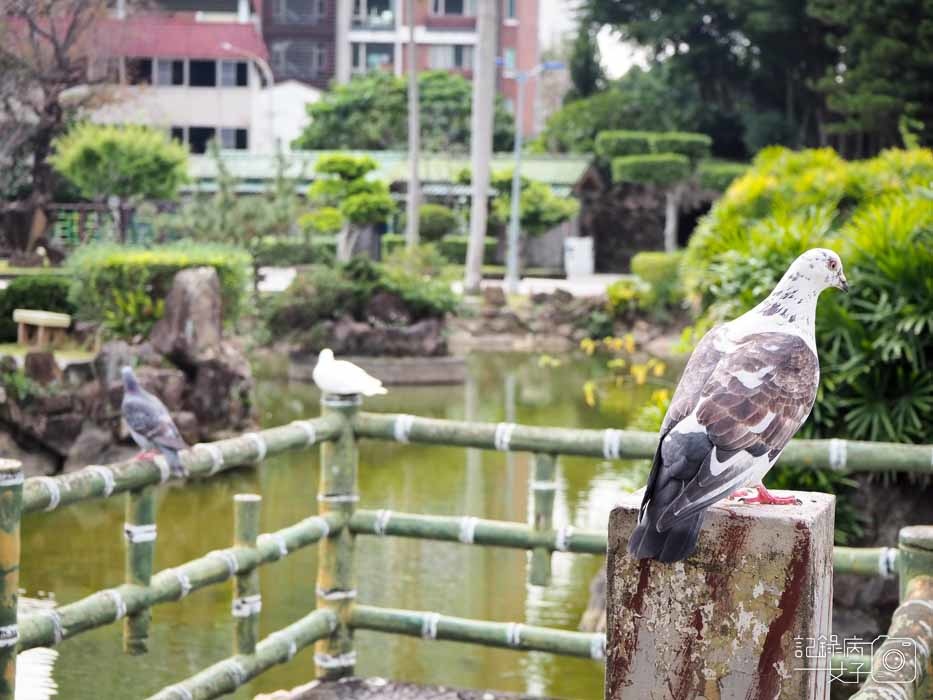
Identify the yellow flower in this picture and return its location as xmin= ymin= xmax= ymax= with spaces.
xmin=631 ymin=364 xmax=648 ymax=385
xmin=583 ymin=380 xmax=597 ymax=407
xmin=623 ymin=334 xmax=636 ymax=353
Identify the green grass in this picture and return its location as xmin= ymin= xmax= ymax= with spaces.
xmin=0 ymin=343 xmax=95 ymax=363
xmin=0 ymin=262 xmax=68 ymax=277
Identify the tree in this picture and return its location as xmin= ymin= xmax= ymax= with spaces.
xmin=565 ymin=19 xmax=606 ymax=102
xmin=293 ymin=70 xmax=515 ymax=153
xmin=307 ymin=154 xmax=395 ymax=262
xmin=0 ymin=0 xmax=128 ymax=236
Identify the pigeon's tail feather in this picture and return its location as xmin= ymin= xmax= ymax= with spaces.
xmin=158 ymin=447 xmax=188 ymax=478
xmin=628 ymin=510 xmax=703 ymax=563
xmin=365 ymin=384 xmax=388 ymax=396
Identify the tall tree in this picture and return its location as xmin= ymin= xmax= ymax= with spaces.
xmin=566 ymin=19 xmax=606 ymax=102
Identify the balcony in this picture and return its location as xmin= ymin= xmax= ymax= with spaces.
xmin=351 ymin=1 xmax=395 ymax=30
xmin=425 ymin=13 xmax=476 ymax=30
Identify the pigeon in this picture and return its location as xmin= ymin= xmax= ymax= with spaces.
xmin=17 ymin=596 xmax=58 ymax=700
xmin=628 ymin=248 xmax=848 ymax=563
xmin=312 ymin=348 xmax=387 ymax=397
xmin=121 ymin=365 xmax=189 ymax=478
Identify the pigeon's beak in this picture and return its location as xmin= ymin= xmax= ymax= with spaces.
xmin=836 ymin=275 xmax=849 ymax=293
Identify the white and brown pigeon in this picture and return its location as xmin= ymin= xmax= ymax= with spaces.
xmin=628 ymin=248 xmax=848 ymax=563
xmin=121 ymin=366 xmax=189 ymax=478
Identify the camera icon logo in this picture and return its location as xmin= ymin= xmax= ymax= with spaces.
xmin=872 ymin=637 xmax=918 ymax=684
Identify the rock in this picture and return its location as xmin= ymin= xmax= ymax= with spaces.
xmin=93 ymin=340 xmax=137 ymax=392
xmin=23 ymin=352 xmax=61 ymax=386
xmin=257 ymin=678 xmax=553 ymax=700
xmin=172 ymin=410 xmax=199 ymax=445
xmin=150 ymin=266 xmax=223 ymax=367
xmin=552 ymin=288 xmax=574 ymax=304
xmin=64 ymin=422 xmax=116 ymax=471
xmin=0 ymin=429 xmax=56 ymax=476
xmin=320 ymin=316 xmax=448 ymax=357
xmin=0 ymin=356 xmax=17 ymax=374
xmin=365 ymin=291 xmax=412 ymax=326
xmin=482 ymin=286 xmax=506 ymax=307
xmin=71 ymin=320 xmax=100 ymax=346
xmin=188 ymin=341 xmax=255 ymax=438
xmin=62 ymin=360 xmax=95 ymax=387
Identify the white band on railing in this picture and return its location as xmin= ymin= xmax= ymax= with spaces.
xmin=102 ymin=589 xmax=127 ymax=621
xmin=86 ymin=465 xmax=116 ymax=496
xmin=243 ymin=432 xmax=268 ymax=461
xmin=268 ymin=631 xmax=298 ymax=661
xmin=880 ymin=547 xmax=898 ymax=577
xmin=555 ymin=525 xmax=574 ymax=552
xmin=232 ymin=594 xmax=262 ymax=618
xmin=208 ymin=550 xmax=239 ymax=578
xmin=37 ymin=477 xmax=61 ymax=511
xmin=170 ymin=569 xmax=192 ymax=599
xmin=317 ymin=493 xmax=360 ymax=503
xmin=314 ymin=651 xmax=357 ymax=669
xmin=421 ymin=612 xmax=441 ymax=640
xmin=0 ymin=470 xmax=23 ymax=487
xmin=393 ymin=414 xmax=415 ymax=443
xmin=153 ymin=455 xmax=171 ymax=483
xmin=259 ymin=533 xmax=289 ymax=559
xmin=0 ymin=625 xmax=18 ymax=648
xmin=828 ymin=439 xmax=847 ymax=471
xmin=41 ymin=609 xmax=63 ymax=645
xmin=530 ymin=480 xmax=557 ymax=491
xmin=494 ymin=423 xmax=516 ymax=451
xmin=373 ymin=509 xmax=392 ymax=536
xmin=195 ymin=443 xmax=225 ymax=474
xmin=590 ymin=634 xmax=606 ymax=660
xmin=458 ymin=516 xmax=478 ymax=544
xmin=505 ymin=622 xmax=523 ymax=647
xmin=124 ymin=523 xmax=157 ymax=544
xmin=602 ymin=429 xmax=623 ymax=460
xmin=224 ymin=659 xmax=248 ymax=685
xmin=316 ymin=587 xmax=357 ymax=601
xmin=292 ymin=420 xmax=317 ymax=446
xmin=167 ymin=686 xmax=193 ymax=700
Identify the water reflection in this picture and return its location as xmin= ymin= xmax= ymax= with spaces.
xmin=20 ymin=351 xmax=666 ymax=699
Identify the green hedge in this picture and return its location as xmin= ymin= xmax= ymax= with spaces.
xmin=652 ymin=132 xmax=712 ymax=161
xmin=630 ymin=251 xmax=684 ymax=311
xmin=439 ymin=235 xmax=498 ymax=264
xmin=697 ymin=161 xmax=749 ymax=192
xmin=400 ymin=203 xmax=459 ymax=241
xmin=0 ymin=275 xmax=74 ymax=342
xmin=253 ymin=236 xmax=336 ymax=267
xmin=595 ymin=131 xmax=654 ymax=160
xmin=65 ymin=242 xmax=251 ymax=335
xmin=381 ymin=234 xmax=406 ymax=259
xmin=612 ymin=154 xmax=691 ymax=187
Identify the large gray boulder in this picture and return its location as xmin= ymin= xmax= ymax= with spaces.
xmin=150 ymin=266 xmax=223 ymax=366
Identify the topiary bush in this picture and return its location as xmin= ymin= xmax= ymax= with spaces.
xmin=612 ymin=154 xmax=691 ymax=187
xmin=381 ymin=234 xmax=406 ymax=258
xmin=652 ymin=132 xmax=712 ymax=162
xmin=65 ymin=242 xmax=251 ymax=336
xmin=438 ymin=235 xmax=498 ymax=264
xmin=630 ymin=251 xmax=684 ymax=314
xmin=595 ymin=131 xmax=654 ymax=160
xmin=252 ymin=237 xmax=338 ymax=267
xmin=401 ymin=203 xmax=459 ymax=242
xmin=0 ymin=275 xmax=75 ymax=342
xmin=685 ymin=146 xmax=933 ymax=443
xmin=697 ymin=161 xmax=749 ymax=191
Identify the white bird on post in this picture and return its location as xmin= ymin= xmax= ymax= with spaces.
xmin=312 ymin=348 xmax=387 ymax=397
xmin=629 ymin=248 xmax=849 ymax=563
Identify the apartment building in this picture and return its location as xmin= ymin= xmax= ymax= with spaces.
xmin=261 ymin=0 xmax=541 ymax=135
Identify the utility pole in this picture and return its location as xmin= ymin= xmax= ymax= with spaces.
xmin=464 ymin=0 xmax=497 ymax=294
xmin=405 ymin=0 xmax=420 ymax=249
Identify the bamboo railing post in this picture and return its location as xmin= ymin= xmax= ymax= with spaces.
xmin=124 ymin=485 xmax=156 ymax=654
xmin=314 ymin=393 xmax=360 ymax=680
xmin=0 ymin=460 xmax=23 ymax=700
xmin=233 ymin=494 xmax=262 ymax=655
xmin=529 ymin=453 xmax=556 ymax=586
xmin=897 ymin=525 xmax=933 ymax=601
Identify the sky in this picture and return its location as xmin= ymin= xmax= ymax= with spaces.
xmin=538 ymin=0 xmax=648 ymax=78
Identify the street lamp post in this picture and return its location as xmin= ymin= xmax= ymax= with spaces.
xmin=220 ymin=41 xmax=277 ymax=152
xmin=503 ymin=61 xmax=564 ymax=295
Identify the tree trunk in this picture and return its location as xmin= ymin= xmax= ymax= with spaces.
xmin=663 ymin=186 xmax=682 ymax=253
xmin=404 ymin=0 xmax=420 ymax=250
xmin=337 ymin=224 xmax=362 ymax=262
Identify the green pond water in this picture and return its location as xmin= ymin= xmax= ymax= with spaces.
xmin=20 ymin=351 xmax=671 ymax=700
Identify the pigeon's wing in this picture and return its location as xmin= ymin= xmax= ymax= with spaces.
xmin=122 ymin=392 xmax=187 ymax=451
xmin=331 ymin=359 xmax=385 ymax=394
xmin=656 ymin=332 xmax=819 ymax=529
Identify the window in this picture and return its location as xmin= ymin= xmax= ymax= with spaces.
xmin=429 ymin=44 xmax=474 ymax=70
xmin=188 ymin=127 xmax=216 ymax=154
xmin=504 ymin=0 xmax=516 ymax=19
xmin=432 ymin=0 xmax=475 ymax=15
xmin=503 ymin=48 xmax=516 ymax=70
xmin=271 ymin=40 xmax=327 ymax=81
xmin=220 ymin=60 xmax=249 ymax=87
xmin=272 ymin=0 xmax=325 ymax=24
xmin=352 ymin=0 xmax=394 ymax=29
xmin=352 ymin=43 xmax=394 ymax=73
xmin=189 ymin=60 xmax=217 ymax=87
xmin=170 ymin=127 xmax=185 ymax=144
xmin=156 ymin=59 xmax=184 ymax=86
xmin=126 ymin=58 xmax=152 ymax=85
xmin=220 ymin=128 xmax=249 ymax=150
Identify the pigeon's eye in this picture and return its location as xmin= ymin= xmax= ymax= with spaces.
xmin=827 ymin=259 xmax=837 ymax=270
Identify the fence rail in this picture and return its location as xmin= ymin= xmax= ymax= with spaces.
xmin=3 ymin=402 xmax=931 ymax=699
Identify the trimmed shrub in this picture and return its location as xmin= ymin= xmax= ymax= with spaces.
xmin=438 ymin=235 xmax=498 ymax=264
xmin=606 ymin=276 xmax=651 ymax=316
xmin=697 ymin=161 xmax=749 ymax=192
xmin=401 ymin=203 xmax=459 ymax=241
xmin=652 ymin=132 xmax=712 ymax=161
xmin=595 ymin=130 xmax=654 ymax=159
xmin=612 ymin=154 xmax=691 ymax=187
xmin=65 ymin=242 xmax=251 ymax=335
xmin=630 ymin=251 xmax=684 ymax=312
xmin=314 ymin=154 xmax=379 ymax=181
xmin=381 ymin=234 xmax=406 ymax=258
xmin=0 ymin=275 xmax=75 ymax=342
xmin=252 ymin=237 xmax=337 ymax=267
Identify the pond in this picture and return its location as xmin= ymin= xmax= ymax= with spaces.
xmin=20 ymin=351 xmax=672 ymax=699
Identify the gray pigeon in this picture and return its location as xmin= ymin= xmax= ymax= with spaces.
xmin=121 ymin=365 xmax=188 ymax=478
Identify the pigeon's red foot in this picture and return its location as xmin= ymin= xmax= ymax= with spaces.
xmin=735 ymin=484 xmax=800 ymax=505
xmin=133 ymin=450 xmax=158 ymax=461
xmin=729 ymin=487 xmax=756 ymax=500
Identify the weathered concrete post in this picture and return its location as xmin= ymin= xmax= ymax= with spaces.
xmin=0 ymin=460 xmax=22 ymax=700
xmin=314 ymin=394 xmax=359 ymax=680
xmin=897 ymin=525 xmax=933 ymax=601
xmin=605 ymin=490 xmax=834 ymax=700
xmin=233 ymin=493 xmax=261 ymax=655
xmin=529 ymin=452 xmax=557 ymax=586
xmin=123 ymin=485 xmax=156 ymax=654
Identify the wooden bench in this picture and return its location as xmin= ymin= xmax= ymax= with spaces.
xmin=13 ymin=309 xmax=71 ymax=349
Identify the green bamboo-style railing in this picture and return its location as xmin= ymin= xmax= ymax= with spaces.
xmin=2 ymin=402 xmax=930 ymax=700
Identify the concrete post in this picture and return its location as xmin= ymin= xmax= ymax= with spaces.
xmin=605 ymin=491 xmax=835 ymax=700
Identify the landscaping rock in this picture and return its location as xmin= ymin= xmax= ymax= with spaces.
xmin=322 ymin=316 xmax=447 ymax=357
xmin=94 ymin=340 xmax=137 ymax=392
xmin=23 ymin=352 xmax=61 ymax=386
xmin=482 ymin=286 xmax=506 ymax=307
xmin=365 ymin=291 xmax=412 ymax=326
xmin=64 ymin=422 xmax=117 ymax=471
xmin=0 ymin=429 xmax=56 ymax=476
xmin=188 ymin=341 xmax=255 ymax=438
xmin=150 ymin=266 xmax=223 ymax=366
xmin=257 ymin=678 xmax=553 ymax=700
